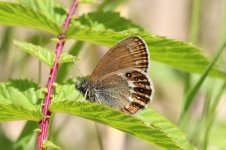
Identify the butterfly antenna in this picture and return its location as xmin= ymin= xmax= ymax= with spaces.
xmin=73 ymin=57 xmax=83 ymax=77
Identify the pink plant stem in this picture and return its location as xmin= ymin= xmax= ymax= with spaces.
xmin=37 ymin=0 xmax=78 ymax=150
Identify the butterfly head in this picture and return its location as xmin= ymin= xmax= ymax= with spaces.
xmin=75 ymin=76 xmax=91 ymax=95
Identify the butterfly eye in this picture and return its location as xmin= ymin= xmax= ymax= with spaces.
xmin=126 ymin=73 xmax=132 ymax=77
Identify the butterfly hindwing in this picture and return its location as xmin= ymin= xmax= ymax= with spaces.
xmin=91 ymin=69 xmax=153 ymax=114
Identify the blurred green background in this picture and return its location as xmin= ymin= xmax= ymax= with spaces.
xmin=0 ymin=0 xmax=225 ymax=150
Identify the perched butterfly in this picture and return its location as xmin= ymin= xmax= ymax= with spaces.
xmin=75 ymin=36 xmax=154 ymax=114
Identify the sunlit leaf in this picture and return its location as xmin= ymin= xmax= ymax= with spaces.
xmin=0 ymin=80 xmax=43 ymax=121
xmin=14 ymin=40 xmax=77 ymax=67
xmin=16 ymin=0 xmax=67 ymax=25
xmin=50 ymin=82 xmax=194 ymax=150
xmin=0 ymin=2 xmax=60 ymax=34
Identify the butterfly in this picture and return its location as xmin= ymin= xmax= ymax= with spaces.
xmin=75 ymin=36 xmax=154 ymax=114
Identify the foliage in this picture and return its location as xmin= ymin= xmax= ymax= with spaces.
xmin=0 ymin=0 xmax=225 ymax=150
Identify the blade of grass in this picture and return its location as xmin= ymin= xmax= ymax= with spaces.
xmin=179 ymin=37 xmax=226 ymax=124
xmin=202 ymin=83 xmax=226 ymax=150
xmin=0 ymin=27 xmax=13 ymax=71
xmin=220 ymin=0 xmax=226 ymax=40
xmin=94 ymin=123 xmax=104 ymax=150
xmin=48 ymin=115 xmax=70 ymax=143
xmin=179 ymin=0 xmax=201 ymax=130
xmin=0 ymin=27 xmax=13 ymax=55
xmin=188 ymin=0 xmax=201 ymax=44
xmin=13 ymin=121 xmax=38 ymax=150
xmin=185 ymin=0 xmax=201 ymax=95
xmin=0 ymin=131 xmax=13 ymax=150
xmin=189 ymin=85 xmax=213 ymax=145
xmin=209 ymin=83 xmax=226 ymax=114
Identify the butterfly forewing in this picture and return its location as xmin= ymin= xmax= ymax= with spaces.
xmin=91 ymin=36 xmax=150 ymax=81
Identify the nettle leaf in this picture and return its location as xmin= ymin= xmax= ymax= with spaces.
xmin=0 ymin=80 xmax=43 ymax=121
xmin=16 ymin=0 xmax=67 ymax=25
xmin=0 ymin=2 xmax=60 ymax=34
xmin=66 ymin=11 xmax=226 ymax=80
xmin=14 ymin=40 xmax=77 ymax=67
xmin=70 ymin=11 xmax=143 ymax=32
xmin=53 ymin=81 xmax=83 ymax=103
xmin=50 ymin=82 xmax=194 ymax=150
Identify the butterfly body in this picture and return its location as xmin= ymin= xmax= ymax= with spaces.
xmin=75 ymin=36 xmax=154 ymax=114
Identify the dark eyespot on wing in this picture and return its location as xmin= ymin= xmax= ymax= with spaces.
xmin=134 ymin=77 xmax=139 ymax=81
xmin=134 ymin=87 xmax=152 ymax=96
xmin=126 ymin=72 xmax=132 ymax=78
xmin=132 ymin=93 xmax=150 ymax=104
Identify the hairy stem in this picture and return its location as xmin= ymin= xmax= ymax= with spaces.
xmin=37 ymin=0 xmax=78 ymax=149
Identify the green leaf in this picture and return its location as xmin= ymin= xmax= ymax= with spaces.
xmin=0 ymin=80 xmax=43 ymax=121
xmin=0 ymin=2 xmax=60 ymax=34
xmin=60 ymin=53 xmax=78 ymax=64
xmin=42 ymin=140 xmax=62 ymax=150
xmin=14 ymin=40 xmax=77 ymax=67
xmin=66 ymin=11 xmax=226 ymax=80
xmin=50 ymin=82 xmax=194 ymax=150
xmin=52 ymin=81 xmax=83 ymax=103
xmin=69 ymin=11 xmax=143 ymax=33
xmin=136 ymin=109 xmax=194 ymax=150
xmin=16 ymin=0 xmax=67 ymax=26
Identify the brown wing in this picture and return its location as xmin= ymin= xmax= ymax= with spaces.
xmin=93 ymin=69 xmax=153 ymax=114
xmin=91 ymin=36 xmax=150 ymax=81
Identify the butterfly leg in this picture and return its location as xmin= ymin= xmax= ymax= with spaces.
xmin=81 ymin=88 xmax=89 ymax=102
xmin=95 ymin=93 xmax=102 ymax=104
